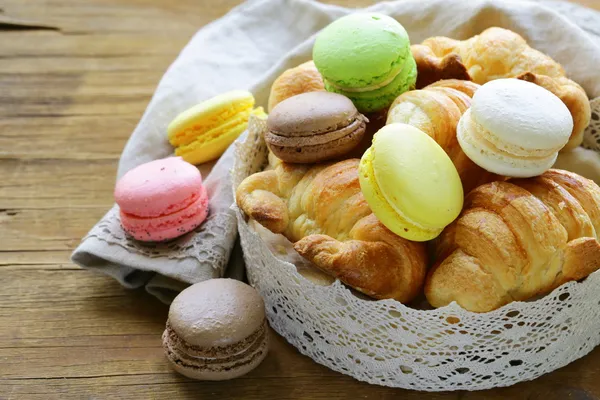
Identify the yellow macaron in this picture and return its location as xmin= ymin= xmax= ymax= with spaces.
xmin=168 ymin=90 xmax=266 ymax=165
xmin=359 ymin=123 xmax=463 ymax=241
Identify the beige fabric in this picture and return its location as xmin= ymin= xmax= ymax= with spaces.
xmin=72 ymin=0 xmax=600 ymax=303
xmin=554 ymin=146 xmax=600 ymax=183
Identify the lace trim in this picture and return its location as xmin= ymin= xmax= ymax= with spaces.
xmin=85 ymin=205 xmax=237 ymax=275
xmin=583 ymin=97 xmax=600 ymax=151
xmin=232 ymin=104 xmax=600 ymax=391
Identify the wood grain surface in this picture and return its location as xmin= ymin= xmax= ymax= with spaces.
xmin=1 ymin=0 xmax=600 ymax=398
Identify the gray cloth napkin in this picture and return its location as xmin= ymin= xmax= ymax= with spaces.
xmin=71 ymin=0 xmax=600 ymax=304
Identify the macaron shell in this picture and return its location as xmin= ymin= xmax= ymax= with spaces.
xmin=119 ymin=184 xmax=209 ymax=242
xmin=313 ymin=13 xmax=411 ymax=88
xmin=359 ymin=124 xmax=463 ymax=241
xmin=471 ymin=79 xmax=572 ymax=150
xmin=114 ymin=157 xmax=203 ymax=218
xmin=168 ymin=279 xmax=266 ymax=348
xmin=167 ymin=90 xmax=255 ymax=146
xmin=265 ymin=91 xmax=367 ymax=163
xmin=267 ymin=92 xmax=359 ymax=136
xmin=359 ymin=147 xmax=439 ymax=241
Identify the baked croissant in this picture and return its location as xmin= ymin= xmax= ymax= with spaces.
xmin=517 ymin=72 xmax=591 ymax=151
xmin=426 ymin=169 xmax=600 ymax=312
xmin=387 ymin=79 xmax=499 ymax=193
xmin=236 ymin=153 xmax=427 ymax=302
xmin=412 ymin=27 xmax=589 ymax=149
xmin=411 ymin=44 xmax=471 ymax=89
xmin=268 ymin=61 xmax=325 ymax=112
xmin=414 ymin=27 xmax=564 ymax=83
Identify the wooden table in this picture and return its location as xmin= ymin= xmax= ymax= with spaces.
xmin=2 ymin=0 xmax=599 ymax=398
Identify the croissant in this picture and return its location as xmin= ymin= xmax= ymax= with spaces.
xmin=411 ymin=44 xmax=471 ymax=89
xmin=236 ymin=153 xmax=427 ymax=302
xmin=517 ymin=72 xmax=591 ymax=151
xmin=426 ymin=169 xmax=600 ymax=312
xmin=414 ymin=27 xmax=565 ymax=83
xmin=412 ymin=27 xmax=589 ymax=149
xmin=387 ymin=79 xmax=499 ymax=193
xmin=268 ymin=61 xmax=325 ymax=112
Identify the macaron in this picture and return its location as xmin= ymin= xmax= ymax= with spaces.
xmin=266 ymin=91 xmax=368 ymax=163
xmin=457 ymin=79 xmax=573 ymax=178
xmin=359 ymin=123 xmax=463 ymax=241
xmin=162 ymin=279 xmax=269 ymax=381
xmin=268 ymin=61 xmax=325 ymax=112
xmin=114 ymin=157 xmax=208 ymax=242
xmin=313 ymin=13 xmax=417 ymax=113
xmin=168 ymin=90 xmax=267 ymax=165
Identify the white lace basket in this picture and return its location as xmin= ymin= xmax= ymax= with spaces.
xmin=232 ymin=114 xmax=600 ymax=391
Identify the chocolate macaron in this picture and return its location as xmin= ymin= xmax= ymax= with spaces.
xmin=266 ymin=91 xmax=368 ymax=163
xmin=162 ymin=279 xmax=269 ymax=381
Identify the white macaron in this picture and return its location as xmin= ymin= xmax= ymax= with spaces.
xmin=457 ymin=78 xmax=573 ymax=178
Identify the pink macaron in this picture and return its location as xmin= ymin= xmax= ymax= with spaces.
xmin=114 ymin=157 xmax=209 ymax=242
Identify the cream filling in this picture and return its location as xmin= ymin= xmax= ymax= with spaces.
xmin=457 ymin=111 xmax=558 ymax=177
xmin=327 ymin=65 xmax=403 ymax=93
xmin=469 ymin=109 xmax=562 ymax=158
xmin=465 ymin=110 xmax=558 ymax=160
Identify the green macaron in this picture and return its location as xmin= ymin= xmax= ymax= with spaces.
xmin=313 ymin=13 xmax=417 ymax=113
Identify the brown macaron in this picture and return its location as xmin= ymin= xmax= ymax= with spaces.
xmin=266 ymin=91 xmax=368 ymax=163
xmin=162 ymin=279 xmax=269 ymax=381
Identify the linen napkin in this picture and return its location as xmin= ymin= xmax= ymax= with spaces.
xmin=71 ymin=0 xmax=600 ymax=303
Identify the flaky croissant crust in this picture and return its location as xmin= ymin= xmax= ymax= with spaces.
xmin=411 ymin=27 xmax=590 ymax=150
xmin=268 ymin=61 xmax=325 ymax=112
xmin=236 ymin=154 xmax=427 ymax=302
xmin=427 ymin=169 xmax=600 ymax=312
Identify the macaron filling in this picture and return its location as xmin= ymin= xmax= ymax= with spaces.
xmin=466 ymin=109 xmax=563 ymax=158
xmin=325 ymin=56 xmax=417 ymax=112
xmin=164 ymin=320 xmax=267 ymax=360
xmin=458 ymin=110 xmax=559 ymax=176
xmin=325 ymin=61 xmax=405 ymax=92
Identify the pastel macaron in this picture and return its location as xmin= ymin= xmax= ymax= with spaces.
xmin=168 ymin=90 xmax=267 ymax=165
xmin=313 ymin=13 xmax=417 ymax=113
xmin=457 ymin=79 xmax=573 ymax=178
xmin=359 ymin=123 xmax=463 ymax=241
xmin=163 ymin=279 xmax=269 ymax=381
xmin=266 ymin=92 xmax=368 ymax=163
xmin=114 ymin=157 xmax=208 ymax=242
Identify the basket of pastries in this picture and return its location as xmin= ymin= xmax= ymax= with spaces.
xmin=233 ymin=11 xmax=600 ymax=391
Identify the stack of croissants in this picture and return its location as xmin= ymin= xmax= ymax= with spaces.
xmin=236 ymin=27 xmax=600 ymax=312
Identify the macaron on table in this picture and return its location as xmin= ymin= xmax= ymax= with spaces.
xmin=114 ymin=157 xmax=209 ymax=242
xmin=9 ymin=0 xmax=600 ymax=397
xmin=163 ymin=279 xmax=269 ymax=380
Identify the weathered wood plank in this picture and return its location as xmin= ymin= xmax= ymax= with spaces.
xmin=0 ymin=207 xmax=107 ymax=250
xmin=1 ymin=0 xmax=600 ymax=398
